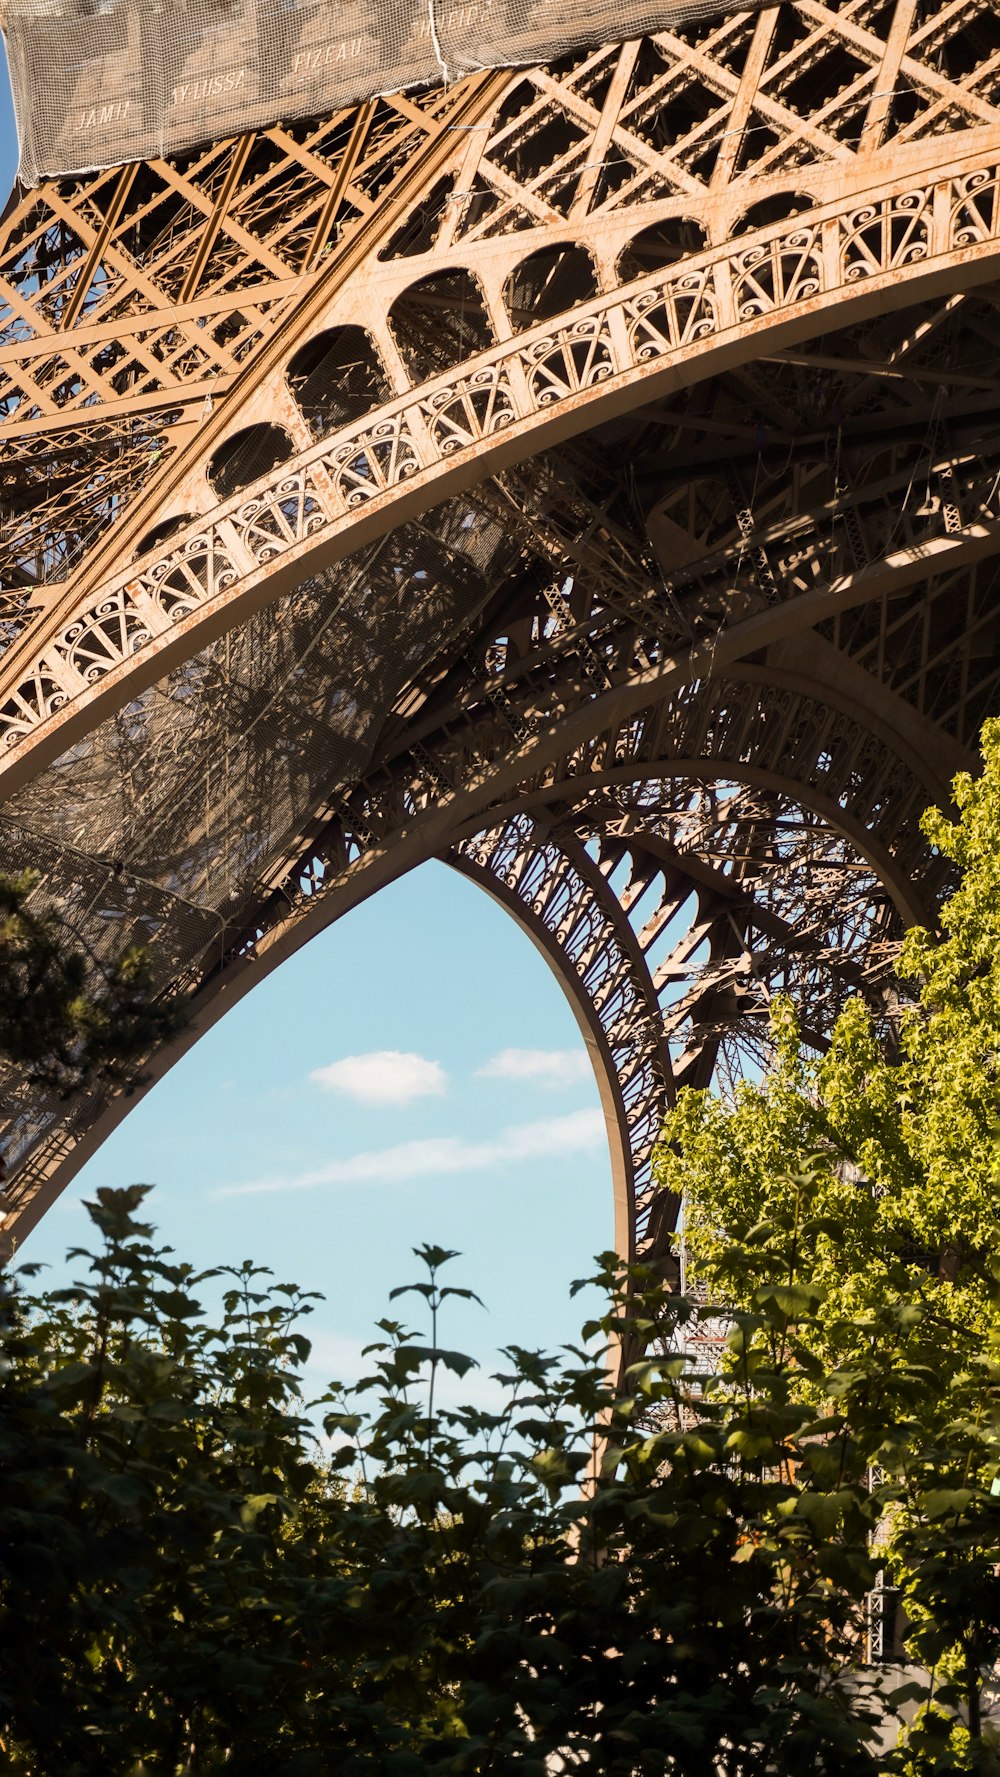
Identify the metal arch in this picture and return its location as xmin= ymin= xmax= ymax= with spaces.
xmin=362 ymin=657 xmax=953 ymax=929
xmin=6 ymin=0 xmax=1000 ymax=609
xmin=5 ymin=3 xmax=1000 ymax=1256
xmin=0 ymin=478 xmax=960 ymax=1244
xmin=0 ymin=409 xmax=967 ymax=1240
xmin=458 ymin=757 xmax=932 ymax=927
xmin=1 ymin=725 xmax=920 ymax=1253
xmin=450 ymin=818 xmax=676 ymax=1265
xmin=5 ymin=151 xmax=1000 ymax=775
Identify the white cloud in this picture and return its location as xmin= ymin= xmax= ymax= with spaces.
xmin=477 ymin=1047 xmax=591 ymax=1089
xmin=301 ymin=1330 xmax=371 ymax=1383
xmin=217 ymin=1107 xmax=605 ymax=1199
xmin=310 ymin=1050 xmax=447 ymax=1106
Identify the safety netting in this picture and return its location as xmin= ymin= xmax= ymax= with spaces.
xmin=0 ymin=482 xmax=525 ymax=1176
xmin=2 ymin=0 xmax=766 ymax=185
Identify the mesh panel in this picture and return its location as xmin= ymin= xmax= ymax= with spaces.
xmin=5 ymin=490 xmax=513 ymax=931
xmin=0 ymin=482 xmax=519 ymax=1170
xmin=3 ymin=0 xmax=770 ymax=185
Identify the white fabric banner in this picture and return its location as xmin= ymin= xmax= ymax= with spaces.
xmin=1 ymin=0 xmax=757 ymax=185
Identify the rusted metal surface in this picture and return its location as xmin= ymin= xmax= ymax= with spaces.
xmin=2 ymin=1 xmax=1000 ymax=1256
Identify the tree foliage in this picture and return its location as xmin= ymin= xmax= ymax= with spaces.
xmin=1 ymin=1189 xmax=895 ymax=1776
xmin=655 ymin=715 xmax=1000 ymax=1763
xmin=0 ymin=871 xmax=185 ymax=1097
xmin=5 ymin=728 xmax=1000 ymax=1771
xmin=3 ymin=1183 xmax=999 ymax=1774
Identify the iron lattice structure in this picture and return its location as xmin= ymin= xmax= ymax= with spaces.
xmin=2 ymin=0 xmax=1000 ymax=1260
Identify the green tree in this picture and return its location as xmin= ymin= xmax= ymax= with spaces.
xmin=654 ymin=715 xmax=1000 ymax=1765
xmin=0 ymin=870 xmax=185 ymax=1097
xmin=1 ymin=1189 xmax=895 ymax=1776
xmin=6 ymin=728 xmax=1000 ymax=1772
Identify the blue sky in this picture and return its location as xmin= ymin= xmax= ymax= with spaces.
xmin=0 ymin=58 xmax=612 ymax=1389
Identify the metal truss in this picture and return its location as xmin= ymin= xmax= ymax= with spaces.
xmin=3 ymin=0 xmax=1000 ymax=1258
xmin=452 ymin=817 xmax=675 ymax=1264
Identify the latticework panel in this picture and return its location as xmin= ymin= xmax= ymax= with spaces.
xmin=2 ymin=0 xmax=1000 ymax=1257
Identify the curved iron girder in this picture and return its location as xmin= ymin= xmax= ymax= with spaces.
xmin=346 ymin=657 xmax=946 ymax=926
xmin=5 ymin=150 xmax=1000 ymax=781
xmin=450 ymin=816 xmax=677 ymax=1266
xmin=1 ymin=731 xmax=911 ymax=1255
xmin=7 ymin=5 xmax=1000 ymax=617
xmin=5 ymin=6 xmax=1000 ymax=1256
xmin=0 ymin=505 xmax=946 ymax=1236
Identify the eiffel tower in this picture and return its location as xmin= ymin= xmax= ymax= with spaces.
xmin=2 ymin=0 xmax=1000 ymax=1264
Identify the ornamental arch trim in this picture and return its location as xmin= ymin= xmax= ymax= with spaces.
xmin=1 ymin=726 xmax=926 ymax=1254
xmin=4 ymin=152 xmax=1000 ymax=789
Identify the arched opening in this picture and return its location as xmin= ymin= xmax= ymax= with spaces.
xmin=21 ymin=861 xmax=611 ymax=1374
xmin=503 ymin=243 xmax=599 ymax=331
xmin=389 ymin=269 xmax=494 ymax=384
xmin=131 ymin=513 xmax=198 ymax=561
xmin=617 ymin=217 xmax=710 ymax=282
xmin=206 ymin=423 xmax=295 ymax=501
xmin=287 ymin=326 xmax=392 ymax=439
xmin=732 ymin=191 xmax=816 ymax=236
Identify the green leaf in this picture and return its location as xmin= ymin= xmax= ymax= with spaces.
xmin=239 ymin=1492 xmax=279 ymax=1526
xmin=918 ymin=1487 xmax=976 ymax=1519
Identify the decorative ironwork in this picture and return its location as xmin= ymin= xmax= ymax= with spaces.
xmin=2 ymin=1 xmax=1000 ymax=1262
